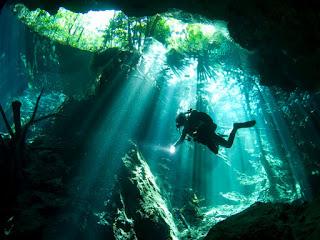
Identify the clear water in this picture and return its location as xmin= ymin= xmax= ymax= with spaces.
xmin=1 ymin=4 xmax=320 ymax=239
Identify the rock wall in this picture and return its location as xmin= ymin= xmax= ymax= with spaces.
xmin=204 ymin=198 xmax=320 ymax=240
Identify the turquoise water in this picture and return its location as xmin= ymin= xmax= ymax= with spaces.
xmin=1 ymin=5 xmax=320 ymax=239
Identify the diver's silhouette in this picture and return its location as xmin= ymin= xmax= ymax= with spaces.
xmin=173 ymin=109 xmax=256 ymax=154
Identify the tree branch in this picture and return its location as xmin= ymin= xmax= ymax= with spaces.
xmin=0 ymin=104 xmax=14 ymax=138
xmin=32 ymin=113 xmax=60 ymax=124
xmin=21 ymin=89 xmax=44 ymax=143
xmin=29 ymin=88 xmax=44 ymax=125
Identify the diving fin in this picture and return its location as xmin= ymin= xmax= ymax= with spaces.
xmin=233 ymin=120 xmax=256 ymax=129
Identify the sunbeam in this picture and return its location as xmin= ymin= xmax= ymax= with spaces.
xmin=1 ymin=4 xmax=320 ymax=240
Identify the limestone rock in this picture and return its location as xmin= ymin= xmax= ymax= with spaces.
xmin=204 ymin=198 xmax=320 ymax=240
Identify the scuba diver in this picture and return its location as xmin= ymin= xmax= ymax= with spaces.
xmin=172 ymin=109 xmax=256 ymax=154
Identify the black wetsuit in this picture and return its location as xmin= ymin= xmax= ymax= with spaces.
xmin=175 ymin=110 xmax=255 ymax=154
xmin=183 ymin=110 xmax=219 ymax=153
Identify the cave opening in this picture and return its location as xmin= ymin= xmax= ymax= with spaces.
xmin=1 ymin=2 xmax=320 ymax=239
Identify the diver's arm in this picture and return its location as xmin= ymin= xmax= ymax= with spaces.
xmin=174 ymin=129 xmax=187 ymax=147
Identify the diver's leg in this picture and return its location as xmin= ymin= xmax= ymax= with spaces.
xmin=210 ymin=121 xmax=256 ymax=150
xmin=212 ymin=132 xmax=234 ymax=148
xmin=218 ymin=130 xmax=237 ymax=148
xmin=218 ymin=120 xmax=256 ymax=148
xmin=206 ymin=142 xmax=219 ymax=154
xmin=197 ymin=126 xmax=219 ymax=154
xmin=226 ymin=128 xmax=237 ymax=148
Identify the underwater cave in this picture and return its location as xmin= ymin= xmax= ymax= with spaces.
xmin=0 ymin=0 xmax=320 ymax=239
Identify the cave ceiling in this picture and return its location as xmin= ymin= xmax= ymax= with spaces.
xmin=10 ymin=0 xmax=320 ymax=91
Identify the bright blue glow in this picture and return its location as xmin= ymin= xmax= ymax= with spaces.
xmin=153 ymin=53 xmax=312 ymax=217
xmin=2 ymin=9 xmax=319 ymax=238
xmin=169 ymin=145 xmax=176 ymax=154
xmin=75 ymin=39 xmax=168 ymax=197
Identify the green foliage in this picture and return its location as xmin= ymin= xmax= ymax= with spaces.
xmin=174 ymin=23 xmax=220 ymax=57
xmin=14 ymin=4 xmax=227 ymax=58
xmin=103 ymin=12 xmax=128 ymax=49
xmin=14 ymin=4 xmax=107 ymax=52
xmin=103 ymin=13 xmax=171 ymax=50
xmin=149 ymin=16 xmax=171 ymax=46
xmin=186 ymin=24 xmax=211 ymax=52
xmin=15 ymin=4 xmax=171 ymax=53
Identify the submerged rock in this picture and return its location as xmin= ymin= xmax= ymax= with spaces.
xmin=204 ymin=198 xmax=320 ymax=240
xmin=102 ymin=147 xmax=179 ymax=240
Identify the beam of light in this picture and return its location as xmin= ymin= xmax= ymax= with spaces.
xmin=3 ymin=6 xmax=319 ymax=238
xmin=58 ymin=40 xmax=169 ymax=239
xmin=254 ymin=83 xmax=312 ymax=200
xmin=75 ymin=39 xmax=168 ymax=196
xmin=167 ymin=59 xmax=312 ymax=214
